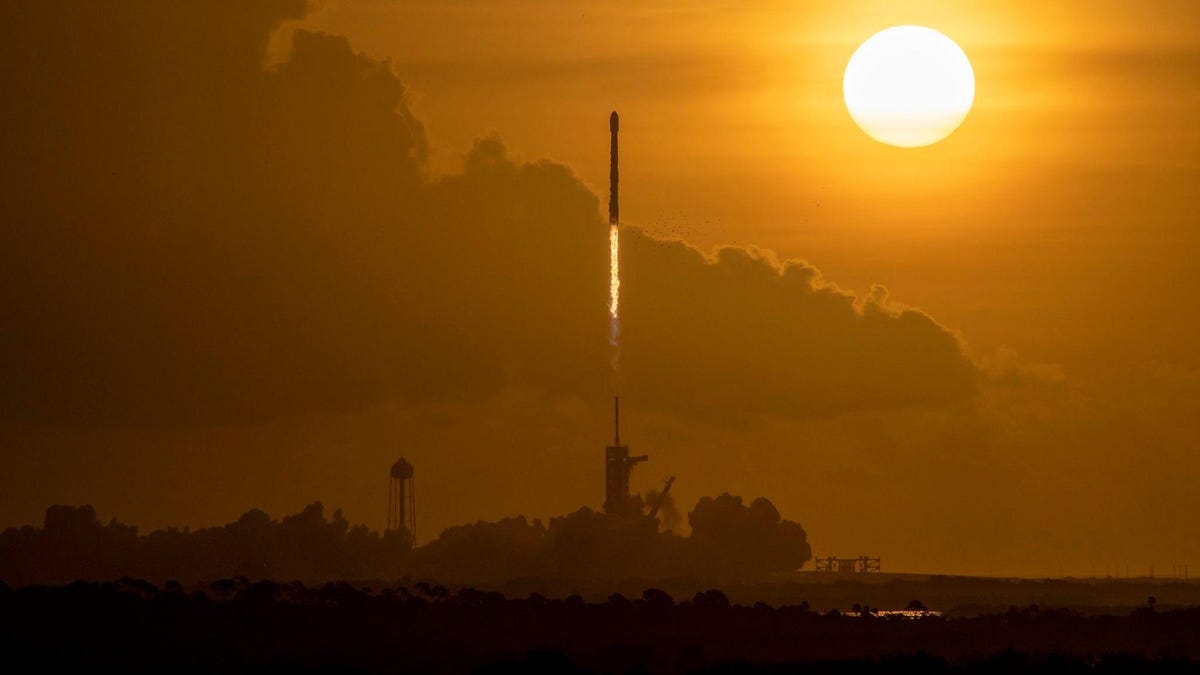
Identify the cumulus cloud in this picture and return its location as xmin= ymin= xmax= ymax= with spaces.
xmin=620 ymin=239 xmax=976 ymax=420
xmin=0 ymin=1 xmax=977 ymax=427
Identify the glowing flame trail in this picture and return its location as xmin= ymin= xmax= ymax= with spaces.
xmin=609 ymin=224 xmax=620 ymax=357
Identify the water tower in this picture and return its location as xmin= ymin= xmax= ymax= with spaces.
xmin=388 ymin=457 xmax=415 ymax=538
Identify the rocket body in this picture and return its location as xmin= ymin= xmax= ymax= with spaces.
xmin=607 ymin=111 xmax=621 ymax=363
xmin=609 ymin=111 xmax=619 ymax=225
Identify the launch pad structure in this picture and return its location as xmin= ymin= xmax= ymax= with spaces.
xmin=605 ymin=397 xmax=647 ymax=516
xmin=815 ymin=556 xmax=881 ymax=575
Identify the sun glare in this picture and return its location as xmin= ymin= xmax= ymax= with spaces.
xmin=843 ymin=26 xmax=975 ymax=148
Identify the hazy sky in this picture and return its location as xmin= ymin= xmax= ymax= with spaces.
xmin=2 ymin=0 xmax=1198 ymax=577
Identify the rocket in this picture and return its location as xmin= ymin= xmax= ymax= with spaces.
xmin=606 ymin=111 xmax=622 ymax=348
xmin=609 ymin=111 xmax=619 ymax=225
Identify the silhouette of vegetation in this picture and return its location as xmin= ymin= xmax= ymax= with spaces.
xmin=1 ymin=581 xmax=1198 ymax=673
xmin=0 ymin=503 xmax=413 ymax=584
xmin=0 ymin=494 xmax=810 ymax=585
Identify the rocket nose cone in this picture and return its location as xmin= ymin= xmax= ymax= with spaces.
xmin=610 ymin=111 xmax=619 ymax=132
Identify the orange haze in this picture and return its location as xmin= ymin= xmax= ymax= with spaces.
xmin=1 ymin=1 xmax=1198 ymax=577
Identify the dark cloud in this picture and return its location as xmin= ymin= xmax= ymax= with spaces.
xmin=0 ymin=1 xmax=976 ymax=427
xmin=620 ymin=239 xmax=976 ymax=419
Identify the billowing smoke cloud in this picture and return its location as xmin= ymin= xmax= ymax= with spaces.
xmin=0 ymin=1 xmax=977 ymax=428
xmin=405 ymin=492 xmax=811 ymax=584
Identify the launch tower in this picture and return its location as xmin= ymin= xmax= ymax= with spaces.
xmin=604 ymin=397 xmax=647 ymax=515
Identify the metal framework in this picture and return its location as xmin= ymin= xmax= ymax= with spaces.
xmin=647 ymin=476 xmax=675 ymax=520
xmin=814 ymin=556 xmax=881 ymax=574
xmin=604 ymin=397 xmax=647 ymax=516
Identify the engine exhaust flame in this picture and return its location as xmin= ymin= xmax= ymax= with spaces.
xmin=609 ymin=224 xmax=620 ymax=365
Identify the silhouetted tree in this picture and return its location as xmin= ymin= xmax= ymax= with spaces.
xmin=1 ymin=492 xmax=813 ymax=585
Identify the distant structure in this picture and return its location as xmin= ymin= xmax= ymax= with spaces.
xmin=604 ymin=397 xmax=647 ymax=516
xmin=388 ymin=458 xmax=416 ymax=538
xmin=815 ymin=556 xmax=881 ymax=575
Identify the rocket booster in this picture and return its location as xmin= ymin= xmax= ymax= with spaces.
xmin=606 ymin=111 xmax=622 ymax=357
xmin=609 ymin=111 xmax=619 ymax=225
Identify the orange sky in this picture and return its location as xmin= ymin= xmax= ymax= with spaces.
xmin=1 ymin=1 xmax=1198 ymax=578
xmin=298 ymin=0 xmax=1200 ymax=574
xmin=298 ymin=0 xmax=1200 ymax=376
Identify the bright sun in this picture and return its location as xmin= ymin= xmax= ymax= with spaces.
xmin=843 ymin=26 xmax=975 ymax=148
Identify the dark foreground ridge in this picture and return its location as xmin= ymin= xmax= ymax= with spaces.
xmin=2 ymin=580 xmax=1200 ymax=674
